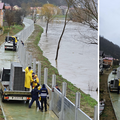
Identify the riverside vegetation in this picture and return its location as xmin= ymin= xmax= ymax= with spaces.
xmin=26 ymin=24 xmax=97 ymax=118
xmin=0 ymin=25 xmax=24 ymax=45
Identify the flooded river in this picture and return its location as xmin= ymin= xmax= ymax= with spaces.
xmin=37 ymin=19 xmax=98 ymax=101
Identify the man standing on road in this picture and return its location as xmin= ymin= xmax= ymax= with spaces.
xmin=29 ymin=85 xmax=41 ymax=109
xmin=39 ymin=84 xmax=49 ymax=112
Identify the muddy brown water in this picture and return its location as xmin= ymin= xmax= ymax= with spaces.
xmin=37 ymin=19 xmax=98 ymax=101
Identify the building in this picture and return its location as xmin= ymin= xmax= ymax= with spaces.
xmin=103 ymin=55 xmax=113 ymax=66
xmin=13 ymin=5 xmax=21 ymax=10
xmin=0 ymin=2 xmax=5 ymax=27
xmin=4 ymin=3 xmax=11 ymax=10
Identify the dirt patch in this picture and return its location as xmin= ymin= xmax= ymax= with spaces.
xmin=100 ymin=70 xmax=117 ymax=120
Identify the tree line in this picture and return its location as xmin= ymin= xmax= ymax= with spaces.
xmin=100 ymin=36 xmax=120 ymax=59
xmin=3 ymin=0 xmax=66 ymax=6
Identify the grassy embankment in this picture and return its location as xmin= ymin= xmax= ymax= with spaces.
xmin=0 ymin=25 xmax=24 ymax=45
xmin=26 ymin=24 xmax=97 ymax=118
xmin=0 ymin=24 xmax=24 ymax=120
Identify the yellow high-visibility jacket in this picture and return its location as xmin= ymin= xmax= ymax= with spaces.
xmin=24 ymin=70 xmax=33 ymax=89
xmin=12 ymin=36 xmax=17 ymax=43
xmin=32 ymin=75 xmax=39 ymax=87
xmin=119 ymin=80 xmax=120 ymax=86
xmin=38 ymin=86 xmax=41 ymax=101
xmin=25 ymin=67 xmax=29 ymax=75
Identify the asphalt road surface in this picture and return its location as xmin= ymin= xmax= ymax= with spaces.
xmin=108 ymin=72 xmax=119 ymax=120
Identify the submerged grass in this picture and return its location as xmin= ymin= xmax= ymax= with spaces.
xmin=26 ymin=24 xmax=97 ymax=118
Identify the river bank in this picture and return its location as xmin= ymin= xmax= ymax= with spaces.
xmin=25 ymin=24 xmax=97 ymax=118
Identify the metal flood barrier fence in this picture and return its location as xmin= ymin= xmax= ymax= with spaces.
xmin=46 ymin=77 xmax=97 ymax=120
xmin=16 ymin=18 xmax=98 ymax=120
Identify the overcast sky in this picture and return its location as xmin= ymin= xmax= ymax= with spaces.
xmin=99 ymin=0 xmax=120 ymax=46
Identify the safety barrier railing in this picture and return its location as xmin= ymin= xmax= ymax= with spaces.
xmin=17 ymin=18 xmax=98 ymax=120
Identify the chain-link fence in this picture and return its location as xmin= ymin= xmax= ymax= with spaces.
xmin=17 ymin=18 xmax=98 ymax=120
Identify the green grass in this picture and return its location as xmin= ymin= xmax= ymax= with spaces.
xmin=27 ymin=24 xmax=97 ymax=118
xmin=0 ymin=115 xmax=4 ymax=118
xmin=3 ymin=25 xmax=24 ymax=35
xmin=55 ymin=15 xmax=66 ymax=18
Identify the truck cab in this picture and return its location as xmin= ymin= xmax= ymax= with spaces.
xmin=109 ymin=79 xmax=118 ymax=92
xmin=4 ymin=36 xmax=18 ymax=51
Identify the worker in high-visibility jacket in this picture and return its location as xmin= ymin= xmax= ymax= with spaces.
xmin=118 ymin=79 xmax=120 ymax=94
xmin=29 ymin=85 xmax=41 ymax=109
xmin=32 ymin=72 xmax=39 ymax=88
xmin=39 ymin=84 xmax=49 ymax=112
xmin=25 ymin=66 xmax=31 ymax=75
xmin=12 ymin=36 xmax=17 ymax=43
xmin=24 ymin=66 xmax=33 ymax=91
xmin=12 ymin=36 xmax=17 ymax=50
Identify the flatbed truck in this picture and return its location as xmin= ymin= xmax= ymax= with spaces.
xmin=0 ymin=66 xmax=31 ymax=102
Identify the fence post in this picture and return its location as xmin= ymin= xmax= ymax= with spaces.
xmin=22 ymin=46 xmax=26 ymax=69
xmin=38 ymin=61 xmax=41 ymax=85
xmin=25 ymin=51 xmax=29 ymax=67
xmin=94 ymin=106 xmax=98 ymax=120
xmin=21 ymin=45 xmax=24 ymax=66
xmin=29 ymin=53 xmax=32 ymax=67
xmin=44 ymin=68 xmax=48 ymax=84
xmin=33 ymin=58 xmax=36 ymax=73
xmin=49 ymin=74 xmax=56 ymax=110
xmin=75 ymin=92 xmax=80 ymax=120
xmin=59 ymin=82 xmax=67 ymax=120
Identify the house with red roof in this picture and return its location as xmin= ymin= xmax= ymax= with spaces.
xmin=0 ymin=2 xmax=5 ymax=26
xmin=103 ymin=55 xmax=113 ymax=66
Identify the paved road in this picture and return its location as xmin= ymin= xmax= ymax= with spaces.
xmin=108 ymin=72 xmax=119 ymax=120
xmin=0 ymin=21 xmax=58 ymax=120
xmin=1 ymin=100 xmax=58 ymax=120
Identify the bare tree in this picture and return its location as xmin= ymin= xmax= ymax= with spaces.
xmin=69 ymin=0 xmax=98 ymax=31
xmin=55 ymin=0 xmax=97 ymax=60
xmin=55 ymin=0 xmax=71 ymax=60
xmin=5 ymin=10 xmax=14 ymax=28
xmin=68 ymin=0 xmax=98 ymax=45
xmin=41 ymin=4 xmax=60 ymax=35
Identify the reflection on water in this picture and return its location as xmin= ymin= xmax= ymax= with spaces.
xmin=37 ymin=19 xmax=98 ymax=101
